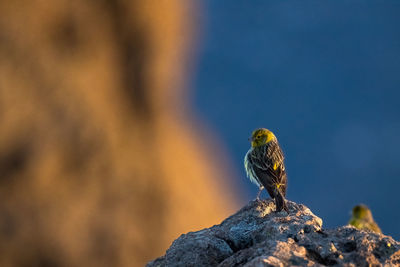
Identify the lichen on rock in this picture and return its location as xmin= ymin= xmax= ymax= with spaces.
xmin=148 ymin=200 xmax=400 ymax=266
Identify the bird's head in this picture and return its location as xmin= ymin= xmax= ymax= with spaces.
xmin=351 ymin=204 xmax=373 ymax=221
xmin=250 ymin=128 xmax=276 ymax=148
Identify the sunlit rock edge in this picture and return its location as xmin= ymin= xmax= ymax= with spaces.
xmin=148 ymin=200 xmax=400 ymax=266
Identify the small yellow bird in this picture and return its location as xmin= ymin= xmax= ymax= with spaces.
xmin=244 ymin=128 xmax=288 ymax=212
xmin=349 ymin=204 xmax=382 ymax=233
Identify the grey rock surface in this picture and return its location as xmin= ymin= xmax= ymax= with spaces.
xmin=148 ymin=200 xmax=400 ymax=266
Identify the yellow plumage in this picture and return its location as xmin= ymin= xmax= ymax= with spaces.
xmin=349 ymin=204 xmax=382 ymax=233
xmin=244 ymin=128 xmax=288 ymax=212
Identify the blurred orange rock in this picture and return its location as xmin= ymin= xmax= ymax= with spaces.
xmin=0 ymin=1 xmax=240 ymax=266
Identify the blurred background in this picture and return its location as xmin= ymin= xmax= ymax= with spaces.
xmin=0 ymin=1 xmax=399 ymax=266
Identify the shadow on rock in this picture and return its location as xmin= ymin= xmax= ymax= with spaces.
xmin=148 ymin=200 xmax=400 ymax=267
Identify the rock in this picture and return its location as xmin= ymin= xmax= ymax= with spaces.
xmin=147 ymin=200 xmax=400 ymax=266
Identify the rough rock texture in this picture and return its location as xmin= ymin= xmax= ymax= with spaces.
xmin=148 ymin=200 xmax=400 ymax=266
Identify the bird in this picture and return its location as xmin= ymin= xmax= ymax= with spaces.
xmin=244 ymin=128 xmax=288 ymax=212
xmin=349 ymin=204 xmax=382 ymax=233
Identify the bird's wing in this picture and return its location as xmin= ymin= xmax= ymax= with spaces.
xmin=251 ymin=158 xmax=282 ymax=185
xmin=250 ymin=160 xmax=279 ymax=191
xmin=369 ymin=222 xmax=382 ymax=233
xmin=250 ymin=145 xmax=285 ymax=184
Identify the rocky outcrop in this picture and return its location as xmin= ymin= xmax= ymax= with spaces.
xmin=148 ymin=200 xmax=400 ymax=266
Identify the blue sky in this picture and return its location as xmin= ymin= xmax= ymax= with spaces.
xmin=193 ymin=1 xmax=400 ymax=238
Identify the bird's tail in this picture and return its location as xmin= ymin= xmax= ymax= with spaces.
xmin=275 ymin=189 xmax=289 ymax=213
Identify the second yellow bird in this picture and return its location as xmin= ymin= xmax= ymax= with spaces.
xmin=349 ymin=204 xmax=382 ymax=233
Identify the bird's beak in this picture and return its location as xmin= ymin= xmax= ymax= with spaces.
xmin=248 ymin=137 xmax=252 ymax=142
